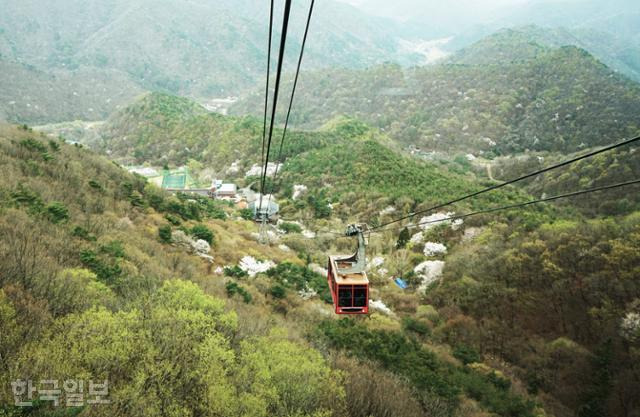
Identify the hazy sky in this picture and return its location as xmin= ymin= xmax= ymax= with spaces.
xmin=335 ymin=0 xmax=531 ymax=22
xmin=333 ymin=0 xmax=639 ymax=39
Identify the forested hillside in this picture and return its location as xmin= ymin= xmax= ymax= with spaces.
xmin=488 ymin=146 xmax=640 ymax=216
xmin=0 ymin=123 xmax=551 ymax=416
xmin=429 ymin=213 xmax=640 ymax=417
xmin=0 ymin=0 xmax=421 ymax=125
xmin=0 ymin=123 xmax=344 ymax=415
xmin=82 ymin=93 xmax=529 ymax=219
xmin=451 ymin=26 xmax=640 ymax=83
xmin=3 ymin=1 xmax=640 ymax=414
xmin=4 ymin=89 xmax=640 ymax=417
xmin=96 ymin=92 xmax=347 ymax=172
xmin=233 ymin=40 xmax=640 ymax=155
xmin=0 ymin=59 xmax=144 ymax=124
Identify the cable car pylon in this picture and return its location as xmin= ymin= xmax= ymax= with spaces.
xmin=259 ymin=216 xmax=269 ymax=244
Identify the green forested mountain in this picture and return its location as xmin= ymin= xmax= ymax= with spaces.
xmin=450 ymin=26 xmax=640 ymax=82
xmin=0 ymin=0 xmax=420 ymax=125
xmin=96 ymin=92 xmax=346 ymax=171
xmin=233 ymin=40 xmax=640 ymax=155
xmin=488 ymin=146 xmax=640 ymax=217
xmin=430 ymin=213 xmax=640 ymax=417
xmin=87 ymin=93 xmax=528 ymax=218
xmin=447 ymin=28 xmax=548 ymax=66
xmin=0 ymin=59 xmax=144 ymax=124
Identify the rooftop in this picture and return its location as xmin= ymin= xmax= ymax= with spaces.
xmin=330 ymin=255 xmax=369 ymax=285
xmin=217 ymin=183 xmax=237 ymax=193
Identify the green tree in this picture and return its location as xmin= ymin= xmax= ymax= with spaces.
xmin=45 ymin=201 xmax=69 ymax=223
xmin=270 ymin=285 xmax=286 ymax=299
xmin=240 ymin=208 xmax=254 ymax=221
xmin=396 ymin=227 xmax=410 ymax=249
xmin=578 ymin=340 xmax=614 ymax=417
xmin=158 ymin=225 xmax=172 ymax=243
xmin=237 ymin=329 xmax=346 ymax=416
xmin=226 ymin=281 xmax=252 ymax=303
xmin=308 ymin=195 xmax=332 ymax=219
xmin=0 ymin=290 xmax=21 ymax=377
xmin=279 ymin=222 xmax=302 ymax=234
xmin=190 ymin=224 xmax=214 ymax=244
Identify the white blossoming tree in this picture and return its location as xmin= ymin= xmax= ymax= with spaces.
xmin=621 ymin=312 xmax=640 ymax=343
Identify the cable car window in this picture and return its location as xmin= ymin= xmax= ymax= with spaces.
xmin=353 ymin=286 xmax=367 ymax=307
xmin=338 ymin=286 xmax=352 ymax=307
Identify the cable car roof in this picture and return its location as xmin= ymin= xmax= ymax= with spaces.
xmin=329 ymin=255 xmax=369 ymax=285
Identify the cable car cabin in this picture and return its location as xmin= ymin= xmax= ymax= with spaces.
xmin=327 ymin=224 xmax=370 ymax=314
xmin=249 ymin=195 xmax=279 ymax=224
xmin=327 ymin=256 xmax=369 ymax=314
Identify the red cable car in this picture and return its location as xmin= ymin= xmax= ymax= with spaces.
xmin=327 ymin=224 xmax=369 ymax=314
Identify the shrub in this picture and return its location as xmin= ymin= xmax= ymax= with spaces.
xmin=19 ymin=138 xmax=46 ymax=153
xmin=48 ymin=140 xmax=60 ymax=152
xmin=453 ymin=345 xmax=481 ymax=365
xmin=308 ymin=194 xmax=332 ymax=219
xmin=11 ymin=186 xmax=43 ymax=212
xmin=279 ymin=222 xmax=302 ymax=234
xmin=200 ymin=199 xmax=227 ymax=220
xmin=45 ymin=202 xmax=70 ymax=224
xmin=240 ymin=208 xmax=253 ymax=220
xmin=334 ymin=355 xmax=425 ymax=417
xmin=451 ymin=368 xmax=530 ymax=416
xmin=266 ymin=262 xmax=332 ymax=303
xmin=402 ymin=317 xmax=431 ymax=336
xmin=166 ymin=198 xmax=201 ymax=221
xmin=270 ymin=285 xmax=286 ymax=299
xmin=100 ymin=241 xmax=126 ymax=258
xmin=224 ymin=265 xmax=248 ymax=278
xmin=129 ymin=191 xmax=146 ymax=207
xmin=158 ymin=225 xmax=172 ymax=243
xmin=79 ymin=250 xmax=122 ymax=285
xmin=175 ymin=194 xmax=226 ymax=220
xmin=121 ymin=182 xmax=133 ymax=197
xmin=72 ymin=226 xmax=96 ymax=241
xmin=165 ymin=214 xmax=181 ymax=225
xmin=396 ymin=227 xmax=410 ymax=249
xmin=225 ymin=281 xmax=252 ymax=303
xmin=190 ymin=224 xmax=214 ymax=244
xmin=88 ymin=180 xmax=103 ymax=191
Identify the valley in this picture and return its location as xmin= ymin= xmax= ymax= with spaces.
xmin=1 ymin=2 xmax=640 ymax=417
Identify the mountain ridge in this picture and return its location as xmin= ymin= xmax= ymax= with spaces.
xmin=232 ymin=39 xmax=640 ymax=155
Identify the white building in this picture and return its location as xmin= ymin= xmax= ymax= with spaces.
xmin=211 ymin=179 xmax=237 ymax=199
